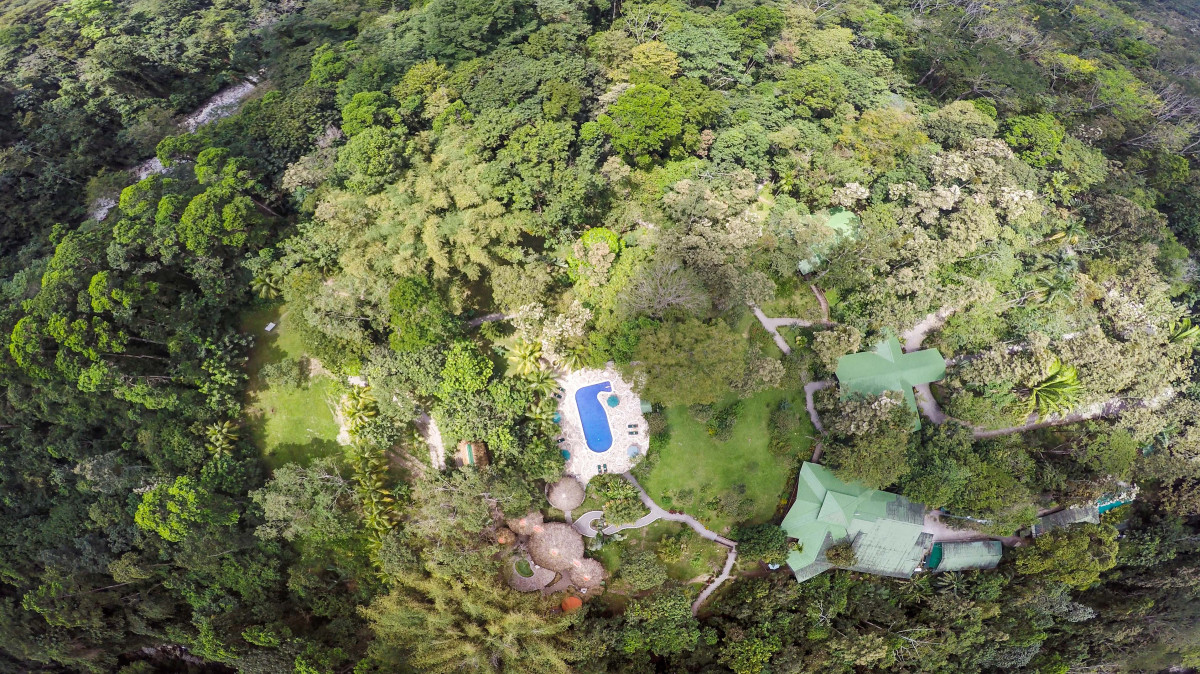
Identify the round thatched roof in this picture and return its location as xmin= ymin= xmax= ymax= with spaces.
xmin=569 ymin=558 xmax=605 ymax=589
xmin=495 ymin=527 xmax=516 ymax=546
xmin=528 ymin=522 xmax=584 ymax=572
xmin=506 ymin=511 xmax=545 ymax=537
xmin=548 ymin=477 xmax=585 ymax=511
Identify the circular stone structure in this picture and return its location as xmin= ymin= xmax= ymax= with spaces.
xmin=548 ymin=477 xmax=586 ymax=511
xmin=528 ymin=522 xmax=585 ymax=572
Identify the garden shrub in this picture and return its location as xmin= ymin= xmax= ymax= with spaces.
xmin=825 ymin=542 xmax=857 ymax=567
xmin=260 ymin=358 xmax=307 ymax=389
xmin=705 ymin=400 xmax=743 ymax=441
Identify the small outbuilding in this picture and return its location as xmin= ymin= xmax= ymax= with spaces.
xmin=548 ymin=477 xmax=586 ymax=511
xmin=507 ymin=511 xmax=545 ymax=537
xmin=529 ymin=522 xmax=585 ymax=572
xmin=569 ymin=558 xmax=606 ymax=589
xmin=455 ymin=440 xmax=489 ymax=468
xmin=1030 ymin=506 xmax=1100 ymax=537
xmin=926 ymin=541 xmax=1003 ymax=572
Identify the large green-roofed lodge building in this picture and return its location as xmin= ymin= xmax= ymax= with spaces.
xmin=781 ymin=462 xmax=933 ymax=582
xmin=834 ymin=336 xmax=946 ymax=429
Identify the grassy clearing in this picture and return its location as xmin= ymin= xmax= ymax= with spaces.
xmin=241 ymin=305 xmax=342 ymax=468
xmin=639 ymin=388 xmax=813 ymax=533
xmin=761 ymin=284 xmax=823 ymax=321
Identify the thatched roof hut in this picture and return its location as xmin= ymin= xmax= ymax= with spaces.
xmin=506 ymin=511 xmax=545 ymax=537
xmin=569 ymin=558 xmax=605 ymax=589
xmin=528 ymin=522 xmax=584 ymax=572
xmin=495 ymin=527 xmax=516 ymax=546
xmin=548 ymin=477 xmax=586 ymax=511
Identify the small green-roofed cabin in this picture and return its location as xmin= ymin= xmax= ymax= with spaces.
xmin=781 ymin=462 xmax=932 ymax=582
xmin=1030 ymin=506 xmax=1099 ymax=537
xmin=798 ymin=208 xmax=860 ymax=274
xmin=835 ymin=336 xmax=946 ymax=429
xmin=926 ymin=541 xmax=1003 ymax=572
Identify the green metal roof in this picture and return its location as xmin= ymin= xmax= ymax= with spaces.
xmin=798 ymin=208 xmax=860 ymax=274
xmin=835 ymin=336 xmax=946 ymax=429
xmin=780 ymin=462 xmax=931 ymax=581
xmin=929 ymin=541 xmax=1003 ymax=571
xmin=1032 ymin=506 xmax=1099 ymax=536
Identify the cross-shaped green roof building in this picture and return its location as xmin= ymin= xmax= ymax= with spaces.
xmin=834 ymin=336 xmax=946 ymax=429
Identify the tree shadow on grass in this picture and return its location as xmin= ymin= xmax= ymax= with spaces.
xmin=265 ymin=438 xmax=342 ymax=468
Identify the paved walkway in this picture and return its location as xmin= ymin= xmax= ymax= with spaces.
xmin=572 ymin=473 xmax=738 ymax=614
xmin=414 ymin=412 xmax=446 ymax=470
xmin=466 ymin=312 xmax=507 ymax=328
xmin=749 ymin=304 xmax=833 ymax=356
xmin=894 ymin=304 xmax=1176 ymax=439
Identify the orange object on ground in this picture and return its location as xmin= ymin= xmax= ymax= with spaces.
xmin=561 ymin=596 xmax=583 ymax=612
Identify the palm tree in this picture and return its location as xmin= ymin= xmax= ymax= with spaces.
xmin=523 ymin=368 xmax=557 ymax=397
xmin=507 ymin=339 xmax=542 ymax=377
xmin=559 ymin=344 xmax=586 ymax=372
xmin=1044 ymin=219 xmax=1085 ymax=247
xmin=1022 ymin=357 xmax=1084 ymax=419
xmin=250 ymin=273 xmax=280 ymax=300
xmin=342 ymin=387 xmax=379 ymax=433
xmin=1030 ymin=251 xmax=1078 ymax=306
xmin=527 ymin=398 xmax=559 ymax=429
xmin=204 ymin=420 xmax=239 ymax=456
xmin=934 ymin=571 xmax=968 ymax=596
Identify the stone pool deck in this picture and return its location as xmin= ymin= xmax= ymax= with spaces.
xmin=557 ymin=365 xmax=648 ymax=485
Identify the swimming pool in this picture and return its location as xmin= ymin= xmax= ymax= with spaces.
xmin=575 ymin=381 xmax=614 ymax=453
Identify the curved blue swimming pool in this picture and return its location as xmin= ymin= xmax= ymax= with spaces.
xmin=575 ymin=381 xmax=614 ymax=453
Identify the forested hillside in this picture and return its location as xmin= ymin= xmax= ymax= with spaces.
xmin=2 ymin=0 xmax=1200 ymax=671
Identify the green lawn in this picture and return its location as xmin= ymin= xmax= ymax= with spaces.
xmin=639 ymin=388 xmax=812 ymax=533
xmin=241 ymin=305 xmax=342 ymax=468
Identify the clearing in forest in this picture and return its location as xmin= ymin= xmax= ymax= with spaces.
xmin=241 ymin=305 xmax=341 ymax=468
xmin=639 ymin=388 xmax=813 ymax=533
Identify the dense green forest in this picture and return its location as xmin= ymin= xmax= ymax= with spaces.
xmin=3 ymin=0 xmax=1200 ymax=671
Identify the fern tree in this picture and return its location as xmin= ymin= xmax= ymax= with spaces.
xmin=1022 ymin=357 xmax=1084 ymax=419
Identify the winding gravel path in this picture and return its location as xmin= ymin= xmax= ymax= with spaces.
xmin=466 ymin=312 xmax=507 ymax=328
xmin=414 ymin=412 xmax=446 ymax=470
xmin=804 ymin=380 xmax=833 ymax=462
xmin=897 ymin=304 xmax=1174 ymax=438
xmin=573 ymin=473 xmax=738 ymax=614
xmin=748 ymin=301 xmax=834 ymax=356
